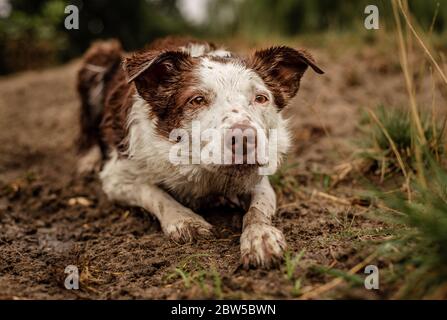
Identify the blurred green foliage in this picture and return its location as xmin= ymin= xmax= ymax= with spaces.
xmin=0 ymin=0 xmax=446 ymax=73
xmin=0 ymin=0 xmax=191 ymax=73
xmin=207 ymin=0 xmax=446 ymax=37
xmin=0 ymin=0 xmax=68 ymax=72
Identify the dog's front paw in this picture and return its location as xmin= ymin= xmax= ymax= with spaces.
xmin=163 ymin=214 xmax=214 ymax=244
xmin=240 ymin=223 xmax=287 ymax=269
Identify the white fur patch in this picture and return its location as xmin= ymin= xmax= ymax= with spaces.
xmin=180 ymin=43 xmax=208 ymax=57
xmin=77 ymin=145 xmax=102 ymax=174
xmin=179 ymin=43 xmax=231 ymax=59
xmin=192 ymin=58 xmax=290 ymax=168
xmin=240 ymin=223 xmax=287 ymax=268
xmin=208 ymin=49 xmax=232 ymax=58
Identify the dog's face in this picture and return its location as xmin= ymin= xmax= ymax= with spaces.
xmin=124 ymin=45 xmax=323 ymax=175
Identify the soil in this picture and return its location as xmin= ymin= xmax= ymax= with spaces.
xmin=0 ymin=40 xmax=444 ymax=299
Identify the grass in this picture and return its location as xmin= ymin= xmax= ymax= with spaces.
xmin=283 ymin=249 xmax=306 ymax=297
xmin=211 ymin=267 xmax=223 ymax=299
xmin=357 ymin=105 xmax=445 ymax=179
xmin=352 ymin=0 xmax=447 ymax=299
xmin=284 ymin=249 xmax=305 ymax=281
xmin=377 ymin=165 xmax=447 ymax=298
xmin=269 ymin=162 xmax=300 ymax=192
xmin=298 ymin=0 xmax=447 ymax=300
xmin=164 ymin=254 xmax=224 ymax=299
xmin=313 ymin=266 xmax=364 ymax=286
xmin=269 ymin=162 xmax=302 ymax=205
xmin=171 ymin=268 xmax=192 ymax=288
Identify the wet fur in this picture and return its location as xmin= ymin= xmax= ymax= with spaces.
xmin=76 ymin=36 xmax=323 ymax=268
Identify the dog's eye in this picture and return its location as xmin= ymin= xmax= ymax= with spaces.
xmin=190 ymin=96 xmax=206 ymax=106
xmin=254 ymin=94 xmax=269 ymax=104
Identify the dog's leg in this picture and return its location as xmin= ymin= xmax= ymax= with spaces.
xmin=77 ymin=144 xmax=102 ymax=174
xmin=111 ymin=183 xmax=213 ymax=243
xmin=100 ymin=159 xmax=213 ymax=243
xmin=240 ymin=177 xmax=286 ymax=268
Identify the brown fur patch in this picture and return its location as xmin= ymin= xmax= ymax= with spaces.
xmin=100 ymin=68 xmax=135 ymax=155
xmin=247 ymin=46 xmax=324 ymax=109
xmin=78 ymin=37 xmax=220 ymax=158
xmin=77 ymin=39 xmax=123 ymax=155
xmin=146 ymin=36 xmax=216 ymax=52
xmin=123 ymin=47 xmax=212 ymax=138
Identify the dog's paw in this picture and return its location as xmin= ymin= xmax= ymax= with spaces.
xmin=163 ymin=215 xmax=214 ymax=244
xmin=240 ymin=223 xmax=287 ymax=269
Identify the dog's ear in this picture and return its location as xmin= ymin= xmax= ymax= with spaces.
xmin=248 ymin=46 xmax=324 ymax=108
xmin=123 ymin=50 xmax=193 ymax=102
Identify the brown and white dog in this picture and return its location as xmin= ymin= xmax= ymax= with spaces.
xmin=76 ymin=37 xmax=323 ymax=268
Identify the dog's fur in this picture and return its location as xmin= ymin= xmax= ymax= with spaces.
xmin=76 ymin=37 xmax=323 ymax=268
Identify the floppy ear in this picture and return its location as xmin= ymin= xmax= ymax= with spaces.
xmin=123 ymin=50 xmax=193 ymax=103
xmin=248 ymin=46 xmax=324 ymax=108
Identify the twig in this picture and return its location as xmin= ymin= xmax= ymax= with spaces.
xmin=311 ymin=189 xmax=405 ymax=216
xmin=277 ymin=201 xmax=300 ymax=211
xmin=311 ymin=190 xmax=351 ymax=206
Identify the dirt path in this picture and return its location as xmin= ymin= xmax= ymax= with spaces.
xmin=0 ymin=43 xmax=442 ymax=299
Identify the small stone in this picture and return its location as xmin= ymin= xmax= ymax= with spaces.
xmin=68 ymin=197 xmax=92 ymax=207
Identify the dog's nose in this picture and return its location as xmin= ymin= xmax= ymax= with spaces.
xmin=225 ymin=123 xmax=257 ymax=164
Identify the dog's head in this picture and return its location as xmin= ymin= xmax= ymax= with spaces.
xmin=123 ymin=44 xmax=323 ymax=177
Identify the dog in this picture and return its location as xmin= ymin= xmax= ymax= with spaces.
xmin=76 ymin=37 xmax=323 ymax=268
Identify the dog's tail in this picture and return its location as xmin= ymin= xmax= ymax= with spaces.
xmin=76 ymin=39 xmax=122 ymax=173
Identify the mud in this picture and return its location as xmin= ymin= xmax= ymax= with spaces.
xmin=0 ymin=42 xmax=443 ymax=299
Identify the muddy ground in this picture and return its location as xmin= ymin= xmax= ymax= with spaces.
xmin=0 ymin=39 xmax=444 ymax=299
